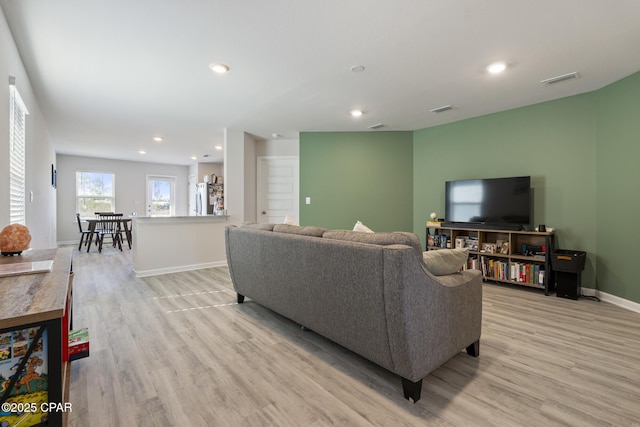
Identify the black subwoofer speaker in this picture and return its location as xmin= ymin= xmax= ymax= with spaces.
xmin=556 ymin=271 xmax=580 ymax=300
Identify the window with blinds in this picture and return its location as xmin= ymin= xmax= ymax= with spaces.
xmin=9 ymin=81 xmax=28 ymax=225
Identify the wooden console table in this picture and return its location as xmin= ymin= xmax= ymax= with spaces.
xmin=0 ymin=247 xmax=73 ymax=426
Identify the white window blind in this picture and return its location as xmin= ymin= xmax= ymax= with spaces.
xmin=9 ymin=80 xmax=28 ymax=225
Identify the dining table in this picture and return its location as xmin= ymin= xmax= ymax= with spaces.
xmin=85 ymin=217 xmax=132 ymax=252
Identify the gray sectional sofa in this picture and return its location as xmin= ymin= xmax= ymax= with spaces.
xmin=224 ymin=223 xmax=482 ymax=402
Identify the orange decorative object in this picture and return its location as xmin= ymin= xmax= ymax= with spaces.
xmin=0 ymin=224 xmax=32 ymax=255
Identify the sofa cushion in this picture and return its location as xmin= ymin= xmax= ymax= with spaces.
xmin=283 ymin=214 xmax=299 ymax=226
xmin=322 ymin=230 xmax=423 ymax=260
xmin=273 ymin=224 xmax=327 ymax=237
xmin=353 ymin=220 xmax=374 ymax=233
xmin=422 ymin=249 xmax=469 ymax=275
xmin=239 ymin=222 xmax=276 ymax=231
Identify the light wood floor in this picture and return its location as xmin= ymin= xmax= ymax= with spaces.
xmin=67 ymin=248 xmax=640 ymax=426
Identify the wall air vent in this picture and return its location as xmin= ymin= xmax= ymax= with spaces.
xmin=540 ymin=72 xmax=580 ymax=85
xmin=368 ymin=123 xmax=385 ymax=130
xmin=429 ymin=105 xmax=455 ymax=113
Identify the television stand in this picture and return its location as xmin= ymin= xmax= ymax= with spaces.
xmin=426 ymin=224 xmax=556 ymax=295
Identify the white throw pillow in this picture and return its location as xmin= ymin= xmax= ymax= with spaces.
xmin=353 ymin=220 xmax=374 ymax=233
xmin=422 ymin=249 xmax=469 ymax=276
xmin=283 ymin=215 xmax=299 ymax=226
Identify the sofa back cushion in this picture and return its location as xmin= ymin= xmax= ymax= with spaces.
xmin=239 ymin=222 xmax=276 ymax=231
xmin=273 ymin=224 xmax=327 ymax=237
xmin=322 ymin=230 xmax=423 ymax=261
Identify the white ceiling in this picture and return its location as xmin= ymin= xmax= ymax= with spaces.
xmin=2 ymin=0 xmax=640 ymax=165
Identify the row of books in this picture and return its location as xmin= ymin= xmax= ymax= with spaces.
xmin=471 ymin=257 xmax=545 ymax=287
xmin=427 ymin=234 xmax=449 ymax=248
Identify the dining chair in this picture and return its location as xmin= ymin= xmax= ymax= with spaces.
xmin=95 ymin=214 xmax=123 ymax=252
xmin=93 ymin=212 xmax=114 ymax=234
xmin=76 ymin=213 xmax=91 ymax=250
xmin=109 ymin=213 xmax=129 ymax=248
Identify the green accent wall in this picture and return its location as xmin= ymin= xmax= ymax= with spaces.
xmin=413 ymin=94 xmax=598 ymax=290
xmin=299 ymin=70 xmax=640 ymax=304
xmin=595 ymin=72 xmax=640 ymax=302
xmin=300 ymin=131 xmax=413 ymax=231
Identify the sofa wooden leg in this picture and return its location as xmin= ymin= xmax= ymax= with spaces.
xmin=237 ymin=294 xmax=245 ymax=304
xmin=466 ymin=340 xmax=480 ymax=357
xmin=401 ymin=377 xmax=422 ymax=403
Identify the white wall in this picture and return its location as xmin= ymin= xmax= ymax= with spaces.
xmin=197 ymin=162 xmax=223 ymax=183
xmin=244 ymin=134 xmax=257 ymax=223
xmin=56 ymin=155 xmax=189 ymax=244
xmin=0 ymin=8 xmax=56 ymax=249
xmin=255 ymin=138 xmax=299 ymax=157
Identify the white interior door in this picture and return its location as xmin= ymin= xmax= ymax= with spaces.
xmin=257 ymin=156 xmax=299 ymax=224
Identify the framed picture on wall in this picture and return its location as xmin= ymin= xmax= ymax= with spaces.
xmin=51 ymin=164 xmax=57 ymax=188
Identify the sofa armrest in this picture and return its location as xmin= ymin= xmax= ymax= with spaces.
xmin=382 ymin=245 xmax=482 ymax=381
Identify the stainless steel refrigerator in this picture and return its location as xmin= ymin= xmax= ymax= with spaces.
xmin=195 ymin=183 xmax=224 ymax=215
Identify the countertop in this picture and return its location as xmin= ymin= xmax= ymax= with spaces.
xmin=132 ymin=215 xmax=229 ymax=224
xmin=0 ymin=247 xmax=72 ymax=329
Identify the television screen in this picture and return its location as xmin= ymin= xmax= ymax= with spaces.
xmin=445 ymin=176 xmax=531 ymax=226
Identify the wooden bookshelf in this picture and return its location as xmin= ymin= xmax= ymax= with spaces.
xmin=0 ymin=248 xmax=73 ymax=426
xmin=426 ymin=225 xmax=556 ymax=295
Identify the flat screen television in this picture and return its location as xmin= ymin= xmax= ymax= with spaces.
xmin=445 ymin=176 xmax=531 ymax=228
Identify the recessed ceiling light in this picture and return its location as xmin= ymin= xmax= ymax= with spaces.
xmin=138 ymin=150 xmax=146 ymax=154
xmin=191 ymin=156 xmax=198 ymax=160
xmin=153 ymin=136 xmax=163 ymax=142
xmin=350 ymin=109 xmax=364 ymax=117
xmin=209 ymin=63 xmax=229 ymax=74
xmin=487 ymin=62 xmax=507 ymax=74
xmin=271 ymin=133 xmax=281 ymax=138
xmin=350 ymin=65 xmax=365 ymax=73
xmin=215 ymin=145 xmax=223 ymax=150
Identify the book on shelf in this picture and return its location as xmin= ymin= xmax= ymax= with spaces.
xmin=68 ymin=327 xmax=90 ymax=361
xmin=466 ymin=257 xmax=480 ymax=271
xmin=426 ymin=221 xmax=442 ymax=227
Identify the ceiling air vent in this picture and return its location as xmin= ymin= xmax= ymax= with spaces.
xmin=429 ymin=105 xmax=455 ymax=113
xmin=368 ymin=123 xmax=385 ymax=130
xmin=540 ymin=72 xmax=580 ymax=86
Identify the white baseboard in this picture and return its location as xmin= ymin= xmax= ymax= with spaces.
xmin=581 ymin=287 xmax=640 ymax=313
xmin=134 ymin=261 xmax=227 ymax=278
